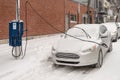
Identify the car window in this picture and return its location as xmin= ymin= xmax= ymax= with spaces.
xmin=100 ymin=25 xmax=107 ymax=34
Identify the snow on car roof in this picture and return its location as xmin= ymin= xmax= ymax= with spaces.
xmin=101 ymin=22 xmax=117 ymax=31
xmin=74 ymin=24 xmax=100 ymax=38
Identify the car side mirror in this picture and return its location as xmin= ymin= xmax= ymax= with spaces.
xmin=100 ymin=32 xmax=108 ymax=38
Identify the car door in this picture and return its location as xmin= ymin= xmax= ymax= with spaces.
xmin=99 ymin=25 xmax=110 ymax=56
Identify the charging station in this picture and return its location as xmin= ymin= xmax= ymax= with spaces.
xmin=9 ymin=0 xmax=26 ymax=59
xmin=9 ymin=20 xmax=23 ymax=47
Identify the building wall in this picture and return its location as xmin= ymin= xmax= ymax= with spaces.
xmin=0 ymin=0 xmax=65 ymax=39
xmin=0 ymin=0 xmax=16 ymax=39
xmin=65 ymin=1 xmax=94 ymax=27
xmin=80 ymin=4 xmax=94 ymax=24
xmin=0 ymin=0 xmax=94 ymax=39
xmin=21 ymin=0 xmax=65 ymax=37
xmin=65 ymin=0 xmax=78 ymax=28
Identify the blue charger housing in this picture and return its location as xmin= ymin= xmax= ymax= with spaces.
xmin=9 ymin=20 xmax=24 ymax=47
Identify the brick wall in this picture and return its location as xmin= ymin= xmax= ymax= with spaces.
xmin=0 ymin=0 xmax=65 ymax=39
xmin=0 ymin=0 xmax=16 ymax=39
xmin=21 ymin=0 xmax=65 ymax=37
xmin=65 ymin=0 xmax=94 ymax=27
xmin=0 ymin=0 xmax=94 ymax=39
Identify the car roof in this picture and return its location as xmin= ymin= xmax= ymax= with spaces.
xmin=101 ymin=22 xmax=117 ymax=31
xmin=73 ymin=24 xmax=100 ymax=38
xmin=74 ymin=24 xmax=100 ymax=31
xmin=101 ymin=22 xmax=117 ymax=27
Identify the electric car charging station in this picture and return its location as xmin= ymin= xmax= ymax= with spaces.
xmin=9 ymin=0 xmax=25 ymax=59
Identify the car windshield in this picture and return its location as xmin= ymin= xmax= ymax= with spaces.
xmin=67 ymin=24 xmax=100 ymax=39
xmin=66 ymin=27 xmax=88 ymax=38
xmin=80 ymin=25 xmax=99 ymax=38
xmin=65 ymin=24 xmax=100 ymax=39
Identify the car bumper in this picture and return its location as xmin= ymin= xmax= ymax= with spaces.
xmin=52 ymin=52 xmax=98 ymax=67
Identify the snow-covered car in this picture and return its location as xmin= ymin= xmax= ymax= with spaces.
xmin=52 ymin=24 xmax=112 ymax=68
xmin=101 ymin=22 xmax=120 ymax=42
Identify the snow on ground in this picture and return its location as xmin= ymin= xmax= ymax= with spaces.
xmin=0 ymin=34 xmax=120 ymax=80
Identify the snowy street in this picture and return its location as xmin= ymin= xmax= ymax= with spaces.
xmin=0 ymin=34 xmax=120 ymax=80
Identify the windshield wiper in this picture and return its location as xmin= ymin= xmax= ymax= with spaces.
xmin=75 ymin=27 xmax=91 ymax=38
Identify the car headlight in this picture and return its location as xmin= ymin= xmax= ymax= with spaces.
xmin=81 ymin=45 xmax=96 ymax=53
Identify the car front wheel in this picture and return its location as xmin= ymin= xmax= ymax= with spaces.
xmin=96 ymin=50 xmax=103 ymax=68
xmin=108 ymin=41 xmax=113 ymax=52
xmin=113 ymin=33 xmax=118 ymax=42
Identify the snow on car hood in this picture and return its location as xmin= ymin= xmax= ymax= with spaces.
xmin=54 ymin=37 xmax=101 ymax=53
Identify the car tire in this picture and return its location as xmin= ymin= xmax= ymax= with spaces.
xmin=108 ymin=41 xmax=113 ymax=52
xmin=96 ymin=50 xmax=103 ymax=68
xmin=118 ymin=34 xmax=120 ymax=39
xmin=113 ymin=33 xmax=118 ymax=42
xmin=118 ymin=36 xmax=120 ymax=39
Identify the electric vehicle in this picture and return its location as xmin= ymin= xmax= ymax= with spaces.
xmin=101 ymin=22 xmax=120 ymax=42
xmin=52 ymin=24 xmax=112 ymax=68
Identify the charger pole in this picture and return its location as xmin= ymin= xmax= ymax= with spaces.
xmin=15 ymin=0 xmax=21 ymax=58
xmin=16 ymin=0 xmax=20 ymax=20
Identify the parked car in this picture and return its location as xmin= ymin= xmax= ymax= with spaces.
xmin=101 ymin=22 xmax=120 ymax=42
xmin=52 ymin=24 xmax=112 ymax=68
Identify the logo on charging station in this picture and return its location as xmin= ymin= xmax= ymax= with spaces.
xmin=13 ymin=23 xmax=17 ymax=30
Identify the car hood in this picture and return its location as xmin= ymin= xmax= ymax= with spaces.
xmin=54 ymin=38 xmax=101 ymax=53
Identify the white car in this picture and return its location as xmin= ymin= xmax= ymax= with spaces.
xmin=101 ymin=22 xmax=120 ymax=42
xmin=52 ymin=24 xmax=112 ymax=68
